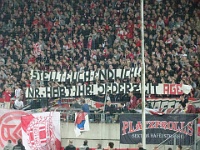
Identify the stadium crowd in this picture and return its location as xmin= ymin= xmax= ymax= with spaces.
xmin=0 ymin=0 xmax=200 ymax=109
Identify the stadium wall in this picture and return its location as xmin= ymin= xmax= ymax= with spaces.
xmin=60 ymin=122 xmax=172 ymax=150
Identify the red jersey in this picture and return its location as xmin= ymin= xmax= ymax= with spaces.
xmin=129 ymin=95 xmax=138 ymax=110
xmin=2 ymin=91 xmax=11 ymax=102
xmin=186 ymin=104 xmax=196 ymax=114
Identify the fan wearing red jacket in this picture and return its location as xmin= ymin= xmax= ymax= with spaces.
xmin=2 ymin=87 xmax=12 ymax=109
xmin=185 ymin=102 xmax=196 ymax=114
xmin=128 ymin=92 xmax=138 ymax=110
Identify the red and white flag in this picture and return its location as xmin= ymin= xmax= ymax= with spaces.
xmin=21 ymin=112 xmax=61 ymax=150
xmin=0 ymin=109 xmax=29 ymax=150
xmin=136 ymin=108 xmax=182 ymax=116
xmin=74 ymin=112 xmax=90 ymax=137
xmin=146 ymin=108 xmax=165 ymax=116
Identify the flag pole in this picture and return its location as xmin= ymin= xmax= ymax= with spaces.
xmin=140 ymin=0 xmax=146 ymax=149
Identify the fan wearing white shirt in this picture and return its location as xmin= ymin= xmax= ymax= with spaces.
xmin=14 ymin=98 xmax=24 ymax=110
xmin=15 ymin=84 xmax=21 ymax=99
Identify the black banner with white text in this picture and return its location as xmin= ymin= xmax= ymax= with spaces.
xmin=120 ymin=114 xmax=197 ymax=145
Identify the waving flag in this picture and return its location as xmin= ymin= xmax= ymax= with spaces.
xmin=74 ymin=112 xmax=90 ymax=137
xmin=0 ymin=109 xmax=29 ymax=150
xmin=21 ymin=112 xmax=61 ymax=150
xmin=136 ymin=108 xmax=182 ymax=115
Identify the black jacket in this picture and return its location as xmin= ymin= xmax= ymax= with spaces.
xmin=65 ymin=145 xmax=76 ymax=150
xmin=13 ymin=144 xmax=25 ymax=150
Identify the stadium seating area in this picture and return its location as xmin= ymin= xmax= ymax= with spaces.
xmin=0 ymin=0 xmax=200 ymax=108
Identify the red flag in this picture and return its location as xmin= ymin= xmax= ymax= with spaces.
xmin=198 ymin=118 xmax=200 ymax=136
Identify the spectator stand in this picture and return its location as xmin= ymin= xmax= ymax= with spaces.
xmin=0 ymin=0 xmax=199 ymax=123
xmin=0 ymin=1 xmax=199 ymax=149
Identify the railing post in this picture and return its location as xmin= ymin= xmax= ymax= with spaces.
xmin=173 ymin=135 xmax=176 ymax=150
xmin=66 ymin=112 xmax=69 ymax=122
xmin=194 ymin=118 xmax=197 ymax=150
xmin=101 ymin=113 xmax=105 ymax=123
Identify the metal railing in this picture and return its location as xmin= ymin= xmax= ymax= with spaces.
xmin=60 ymin=111 xmax=128 ymax=123
xmin=157 ymin=115 xmax=199 ymax=150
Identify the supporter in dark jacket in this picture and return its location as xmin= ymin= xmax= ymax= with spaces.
xmin=65 ymin=140 xmax=76 ymax=150
xmin=104 ymin=100 xmax=116 ymax=123
xmin=179 ymin=95 xmax=188 ymax=109
xmin=13 ymin=139 xmax=25 ymax=150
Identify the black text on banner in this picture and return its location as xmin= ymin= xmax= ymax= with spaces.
xmin=30 ymin=68 xmax=141 ymax=83
xmin=25 ymin=83 xmax=187 ymax=98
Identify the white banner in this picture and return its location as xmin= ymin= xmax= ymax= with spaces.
xmin=146 ymin=98 xmax=181 ymax=109
xmin=0 ymin=109 xmax=29 ymax=150
xmin=21 ymin=112 xmax=61 ymax=150
xmin=30 ymin=67 xmax=141 ymax=82
xmin=25 ymin=83 xmax=192 ymax=98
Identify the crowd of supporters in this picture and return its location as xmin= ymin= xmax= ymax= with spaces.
xmin=0 ymin=0 xmax=200 ymax=109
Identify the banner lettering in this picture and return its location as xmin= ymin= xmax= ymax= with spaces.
xmin=30 ymin=68 xmax=141 ymax=82
xmin=25 ymin=83 xmax=191 ymax=98
xmin=120 ymin=114 xmax=197 ymax=145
